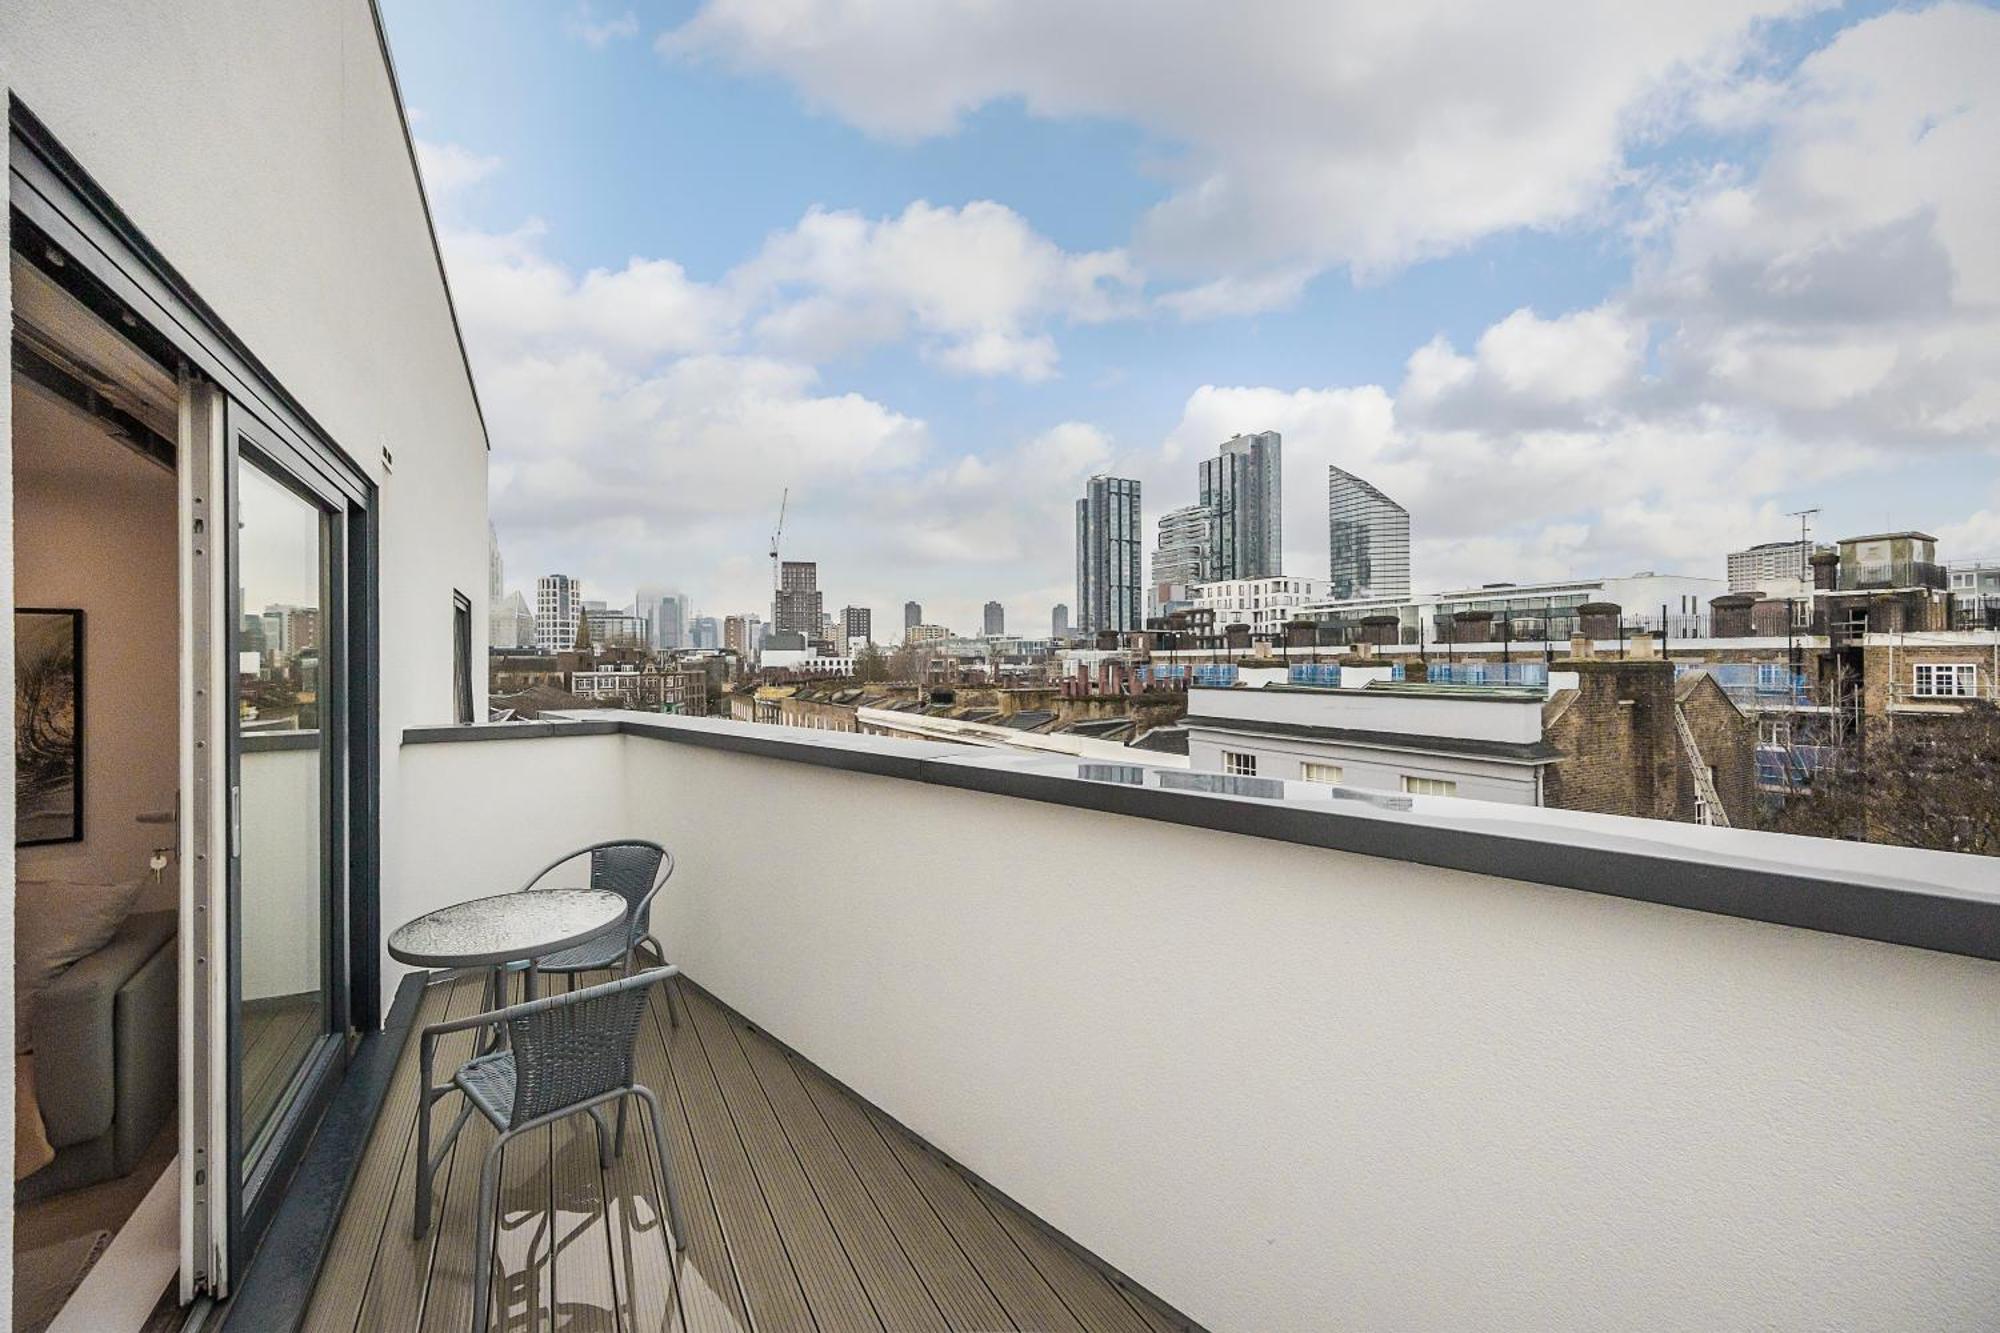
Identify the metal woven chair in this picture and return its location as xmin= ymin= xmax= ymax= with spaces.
xmin=514 ymin=839 xmax=677 ymax=1024
xmin=412 ymin=969 xmax=689 ymax=1332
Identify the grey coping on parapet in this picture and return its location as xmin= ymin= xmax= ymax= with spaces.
xmin=1178 ymin=714 xmax=1564 ymax=764
xmin=402 ymin=713 xmax=2000 ymax=966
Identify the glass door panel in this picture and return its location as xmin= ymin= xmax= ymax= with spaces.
xmin=233 ymin=457 xmax=331 ymax=1162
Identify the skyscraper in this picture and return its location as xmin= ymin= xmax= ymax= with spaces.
xmin=1199 ymin=431 xmax=1282 ymax=580
xmin=1326 ymin=466 xmax=1411 ymax=601
xmin=1152 ymin=502 xmax=1212 ymax=614
xmin=774 ymin=561 xmax=822 ymax=635
xmin=983 ymin=601 xmax=1005 ymax=636
xmin=724 ymin=614 xmax=762 ymax=657
xmin=691 ymin=616 xmax=722 ymax=650
xmin=1076 ymin=475 xmax=1142 ymax=634
xmin=904 ymin=600 xmax=922 ymax=632
xmin=842 ymin=605 xmax=872 ymax=645
xmin=535 ymin=574 xmax=581 ymax=652
xmin=1052 ymin=603 xmax=1069 ymax=639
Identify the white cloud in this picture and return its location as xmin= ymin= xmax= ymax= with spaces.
xmin=414 ymin=140 xmax=501 ymax=201
xmin=664 ymin=0 xmax=1811 ymax=287
xmin=735 ymin=200 xmax=1138 ymax=380
xmin=567 ymin=4 xmax=639 ymax=48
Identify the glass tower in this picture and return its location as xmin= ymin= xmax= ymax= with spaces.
xmin=1075 ymin=475 xmax=1143 ymax=633
xmin=1327 ymin=466 xmax=1410 ymax=601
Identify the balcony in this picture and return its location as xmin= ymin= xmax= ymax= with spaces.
xmin=304 ymin=969 xmax=1179 ymax=1332
xmin=327 ymin=713 xmax=2000 ymax=1330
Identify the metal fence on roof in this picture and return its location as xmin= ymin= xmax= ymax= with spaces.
xmin=1427 ymin=662 xmax=1547 ymax=688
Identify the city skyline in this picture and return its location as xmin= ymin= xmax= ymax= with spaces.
xmin=414 ymin=1 xmax=2000 ymax=638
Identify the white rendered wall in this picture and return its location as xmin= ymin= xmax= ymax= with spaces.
xmin=389 ymin=733 xmax=634 ymax=970
xmin=1184 ymin=729 xmax=1540 ymax=804
xmin=0 ymin=0 xmax=493 ymax=1020
xmin=11 ymin=386 xmax=181 ymax=902
xmin=1192 ymin=682 xmax=1546 ymax=742
xmin=397 ymin=726 xmax=2000 ymax=1332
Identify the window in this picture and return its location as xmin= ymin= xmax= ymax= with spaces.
xmin=1301 ymin=761 xmax=1344 ymax=785
xmin=1222 ymin=750 xmax=1258 ymax=777
xmin=453 ymin=591 xmax=475 ymax=723
xmin=1912 ymin=663 xmax=1978 ymax=698
xmin=1759 ymin=718 xmax=1791 ymax=747
xmin=1402 ymin=775 xmax=1458 ymax=797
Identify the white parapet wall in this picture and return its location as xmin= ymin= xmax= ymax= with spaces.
xmin=397 ymin=717 xmax=2000 ymax=1332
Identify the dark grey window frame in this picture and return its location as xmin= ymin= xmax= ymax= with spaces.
xmin=453 ymin=590 xmax=475 ymax=723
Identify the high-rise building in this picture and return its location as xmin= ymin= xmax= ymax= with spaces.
xmin=488 ymin=523 xmax=505 ymax=603
xmin=904 ymin=600 xmax=922 ymax=632
xmin=1200 ymin=431 xmax=1282 ymax=580
xmin=842 ymin=605 xmax=872 ymax=646
xmin=983 ymin=601 xmax=1005 ymax=636
xmin=1152 ymin=502 xmax=1212 ymax=614
xmin=536 ymin=574 xmax=582 ymax=652
xmin=1076 ymin=475 xmax=1143 ymax=634
xmin=1052 ymin=603 xmax=1069 ymax=639
xmin=490 ymin=591 xmax=533 ymax=649
xmin=775 ymin=561 xmax=822 ymax=636
xmin=1327 ymin=466 xmax=1411 ymax=602
xmin=636 ymin=587 xmax=691 ymax=651
xmin=724 ymin=613 xmax=763 ymax=657
xmin=691 ymin=616 xmax=721 ymax=650
xmin=583 ymin=607 xmax=647 ymax=649
xmin=1726 ymin=540 xmax=1817 ymax=593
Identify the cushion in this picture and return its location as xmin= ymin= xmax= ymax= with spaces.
xmin=14 ymin=1054 xmax=55 ymax=1180
xmin=13 ymin=877 xmax=144 ymax=1055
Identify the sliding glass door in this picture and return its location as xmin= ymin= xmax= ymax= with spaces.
xmin=225 ymin=404 xmax=358 ymax=1261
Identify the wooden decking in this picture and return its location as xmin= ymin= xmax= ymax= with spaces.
xmin=302 ymin=971 xmax=1191 ymax=1333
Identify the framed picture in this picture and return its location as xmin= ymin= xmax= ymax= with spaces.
xmin=16 ymin=608 xmax=84 ymax=846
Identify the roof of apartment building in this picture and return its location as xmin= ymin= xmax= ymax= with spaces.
xmin=1129 ymin=726 xmax=1192 ymax=756
xmin=1181 ymin=712 xmax=1564 ymax=764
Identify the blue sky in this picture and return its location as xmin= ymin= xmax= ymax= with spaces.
xmin=383 ymin=0 xmax=2000 ymax=633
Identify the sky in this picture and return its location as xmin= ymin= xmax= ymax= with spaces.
xmin=381 ymin=0 xmax=2000 ymax=636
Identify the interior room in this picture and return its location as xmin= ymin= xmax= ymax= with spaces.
xmin=10 ymin=239 xmax=182 ymax=1332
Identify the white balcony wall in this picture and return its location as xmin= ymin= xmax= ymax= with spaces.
xmin=394 ymin=723 xmax=2000 ymax=1332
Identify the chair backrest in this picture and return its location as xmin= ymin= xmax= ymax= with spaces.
xmin=590 ymin=841 xmax=670 ymax=936
xmin=502 ymin=970 xmax=669 ymax=1126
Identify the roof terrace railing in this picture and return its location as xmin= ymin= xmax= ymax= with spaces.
xmin=1427 ymin=662 xmax=1548 ymax=688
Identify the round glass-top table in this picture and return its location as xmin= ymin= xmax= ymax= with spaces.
xmin=388 ymin=887 xmax=627 ymax=970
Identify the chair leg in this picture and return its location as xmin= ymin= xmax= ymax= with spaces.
xmin=414 ymin=1087 xmax=434 ymax=1238
xmin=472 ymin=1133 xmax=508 ymax=1333
xmin=588 ymin=1107 xmax=614 ymax=1169
xmin=631 ymin=1085 xmax=687 ymax=1251
xmin=662 ymin=976 xmax=680 ymax=1030
xmin=614 ymin=1096 xmax=629 ymax=1159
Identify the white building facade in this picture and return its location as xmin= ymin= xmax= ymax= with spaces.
xmin=1192 ymin=576 xmax=1331 ymax=637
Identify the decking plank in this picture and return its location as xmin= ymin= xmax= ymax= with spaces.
xmin=550 ymin=1115 xmax=619 ymax=1332
xmin=790 ymin=1060 xmax=1012 ymax=1332
xmin=301 ymin=972 xmax=472 ymax=1333
xmin=351 ymin=972 xmax=496 ymax=1333
xmin=858 ymin=1102 xmax=1087 ymax=1333
xmin=306 ymin=973 xmax=1196 ymax=1333
xmin=650 ymin=986 xmax=815 ymax=1331
xmin=725 ymin=1007 xmax=948 ymax=1331
xmin=484 ymin=1123 xmax=556 ymax=1331
xmin=623 ymin=982 xmax=749 ymax=1333
xmin=976 ymin=1186 xmax=1156 ymax=1333
xmin=682 ymin=987 xmax=877 ymax=1332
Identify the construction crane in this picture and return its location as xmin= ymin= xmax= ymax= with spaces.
xmin=769 ymin=487 xmax=789 ymax=615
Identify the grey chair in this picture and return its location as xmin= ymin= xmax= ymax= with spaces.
xmin=413 ymin=969 xmax=689 ymax=1332
xmin=513 ymin=840 xmax=677 ymax=1024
